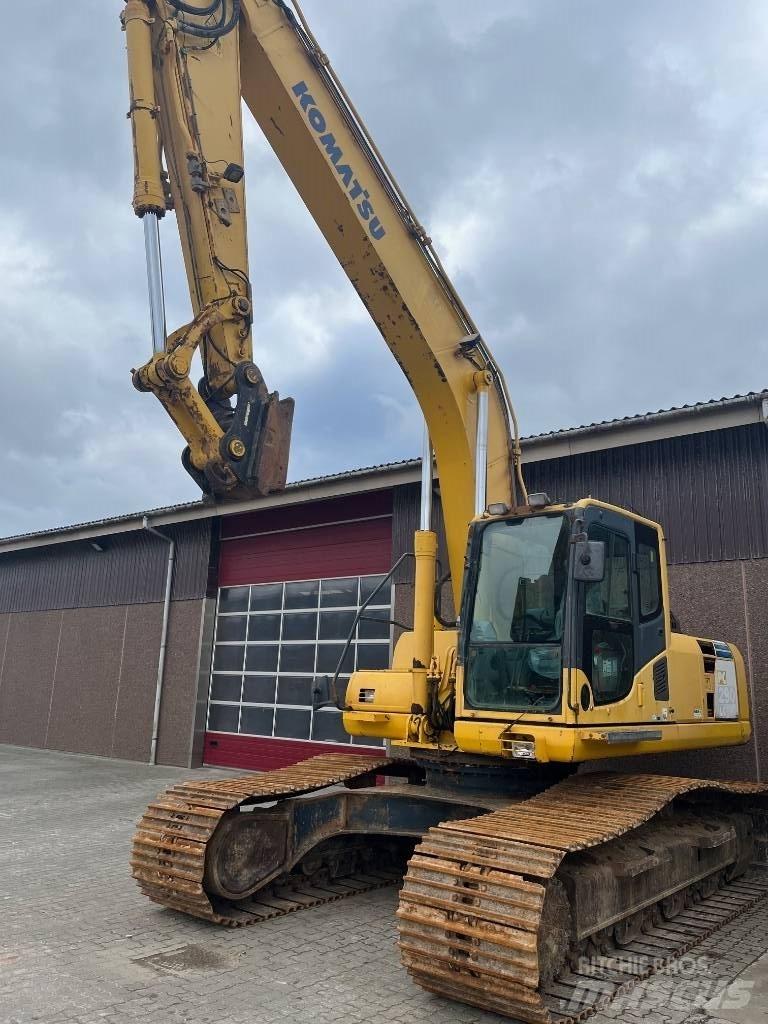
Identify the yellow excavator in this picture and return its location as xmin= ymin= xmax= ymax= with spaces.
xmin=123 ymin=2 xmax=767 ymax=1020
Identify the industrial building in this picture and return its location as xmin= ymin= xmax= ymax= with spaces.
xmin=0 ymin=391 xmax=766 ymax=780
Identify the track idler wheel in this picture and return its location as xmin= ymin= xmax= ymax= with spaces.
xmin=203 ymin=811 xmax=287 ymax=901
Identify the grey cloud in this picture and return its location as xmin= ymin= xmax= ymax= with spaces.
xmin=0 ymin=1 xmax=766 ymax=537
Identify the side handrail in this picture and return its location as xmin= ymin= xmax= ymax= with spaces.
xmin=312 ymin=551 xmax=414 ymax=711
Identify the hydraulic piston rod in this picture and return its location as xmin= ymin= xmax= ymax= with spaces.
xmin=143 ymin=212 xmax=167 ymax=356
xmin=420 ymin=423 xmax=432 ymax=532
xmin=474 ymin=372 xmax=490 ymax=517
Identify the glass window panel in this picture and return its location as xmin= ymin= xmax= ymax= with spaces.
xmin=208 ymin=703 xmax=239 ymax=733
xmin=585 ymin=528 xmax=632 ymax=623
xmin=240 ymin=706 xmax=274 ymax=737
xmin=213 ymin=644 xmax=245 ymax=672
xmin=210 ymin=674 xmax=242 ymax=702
xmin=360 ymin=575 xmax=390 ymax=607
xmin=356 ymin=644 xmax=390 ymax=670
xmin=284 ymin=580 xmax=319 ymax=609
xmin=311 ymin=710 xmax=349 ymax=744
xmin=215 ymin=615 xmax=248 ymax=643
xmin=250 ymin=583 xmax=283 ymax=612
xmin=282 ymin=611 xmax=318 ymax=642
xmin=247 ymin=614 xmax=281 ymax=642
xmin=637 ymin=543 xmax=661 ymax=619
xmin=274 ymin=708 xmax=311 ymax=739
xmin=245 ymin=645 xmax=279 ymax=672
xmin=320 ymin=577 xmax=358 ymax=608
xmin=319 ymin=609 xmax=356 ymax=641
xmin=277 ymin=676 xmax=313 ymax=706
xmin=280 ymin=644 xmax=316 ymax=673
xmin=219 ymin=587 xmax=249 ymax=613
xmin=242 ymin=675 xmax=277 ymax=704
xmin=316 ymin=644 xmax=355 ymax=675
xmin=358 ymin=610 xmax=391 ymax=640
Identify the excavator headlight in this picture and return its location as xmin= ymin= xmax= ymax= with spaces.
xmin=528 ymin=492 xmax=552 ymax=509
xmin=512 ymin=741 xmax=535 ymax=759
xmin=487 ymin=502 xmax=511 ymax=517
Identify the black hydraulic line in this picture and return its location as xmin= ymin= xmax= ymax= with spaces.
xmin=174 ymin=0 xmax=240 ymax=37
xmin=166 ymin=0 xmax=223 ymax=15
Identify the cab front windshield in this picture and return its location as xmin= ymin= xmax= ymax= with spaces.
xmin=465 ymin=514 xmax=569 ymax=713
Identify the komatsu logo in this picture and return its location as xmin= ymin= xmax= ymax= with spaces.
xmin=292 ymin=81 xmax=386 ymax=241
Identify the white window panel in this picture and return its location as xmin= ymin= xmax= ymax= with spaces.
xmin=207 ymin=574 xmax=391 ymax=746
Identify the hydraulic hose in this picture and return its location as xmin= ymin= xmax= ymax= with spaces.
xmin=166 ymin=0 xmax=223 ymax=15
xmin=172 ymin=0 xmax=240 ymax=37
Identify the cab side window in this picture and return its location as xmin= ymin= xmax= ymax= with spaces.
xmin=636 ymin=528 xmax=661 ymax=620
xmin=582 ymin=526 xmax=634 ymax=705
xmin=634 ymin=521 xmax=665 ymax=665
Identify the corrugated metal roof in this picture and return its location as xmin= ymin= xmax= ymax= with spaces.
xmin=2 ymin=390 xmax=765 ymax=550
xmin=523 ymin=390 xmax=768 ymax=443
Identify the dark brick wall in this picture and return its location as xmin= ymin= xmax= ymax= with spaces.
xmin=0 ymin=599 xmax=205 ymax=767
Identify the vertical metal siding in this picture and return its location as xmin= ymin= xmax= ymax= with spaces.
xmin=390 ymin=424 xmax=768 ymax=571
xmin=391 ymin=481 xmax=451 ymax=586
xmin=523 ymin=424 xmax=768 ymax=564
xmin=0 ymin=519 xmax=211 ymax=613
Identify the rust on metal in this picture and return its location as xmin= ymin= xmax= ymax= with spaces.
xmin=131 ymin=753 xmax=395 ymax=925
xmin=397 ymin=771 xmax=768 ymax=1023
xmin=132 ymin=756 xmax=767 ymax=1021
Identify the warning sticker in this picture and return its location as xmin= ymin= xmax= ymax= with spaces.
xmin=714 ymin=657 xmax=739 ymax=720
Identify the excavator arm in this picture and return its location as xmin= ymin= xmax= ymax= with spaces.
xmin=123 ymin=0 xmax=527 ymax=600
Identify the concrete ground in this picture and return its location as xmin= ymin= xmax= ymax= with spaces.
xmin=0 ymin=745 xmax=767 ymax=1024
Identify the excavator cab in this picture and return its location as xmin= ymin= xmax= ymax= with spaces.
xmin=462 ymin=502 xmax=665 ymax=720
xmin=344 ymin=498 xmax=752 ymax=764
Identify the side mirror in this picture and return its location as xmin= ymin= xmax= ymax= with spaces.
xmin=312 ymin=676 xmax=331 ymax=709
xmin=573 ymin=539 xmax=606 ymax=582
xmin=312 ymin=675 xmax=339 ymax=710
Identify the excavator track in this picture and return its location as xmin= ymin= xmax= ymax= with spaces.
xmin=133 ymin=758 xmax=766 ymax=1020
xmin=131 ymin=753 xmax=398 ymax=925
xmin=398 ymin=771 xmax=768 ymax=1023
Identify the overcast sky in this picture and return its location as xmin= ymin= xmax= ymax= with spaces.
xmin=2 ymin=1 xmax=767 ymax=536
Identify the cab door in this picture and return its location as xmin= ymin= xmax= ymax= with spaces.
xmin=576 ymin=508 xmax=666 ymax=712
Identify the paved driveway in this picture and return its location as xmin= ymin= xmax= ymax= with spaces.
xmin=0 ymin=745 xmax=766 ymax=1024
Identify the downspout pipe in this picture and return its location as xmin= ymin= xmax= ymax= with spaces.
xmin=143 ymin=516 xmax=176 ymax=765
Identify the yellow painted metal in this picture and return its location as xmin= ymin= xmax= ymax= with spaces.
xmin=452 ymin=718 xmax=752 ymax=762
xmin=411 ymin=530 xmax=438 ymax=709
xmin=122 ymin=1 xmax=166 ymax=216
xmin=343 ymin=629 xmax=460 ymax=746
xmin=122 ymin=1 xmax=292 ymax=495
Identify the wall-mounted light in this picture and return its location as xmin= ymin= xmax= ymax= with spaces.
xmin=90 ymin=541 xmax=105 ymax=553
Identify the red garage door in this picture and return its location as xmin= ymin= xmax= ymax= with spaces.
xmin=204 ymin=491 xmax=394 ymax=770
